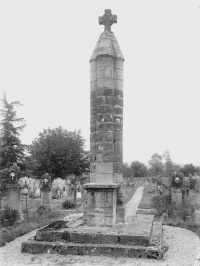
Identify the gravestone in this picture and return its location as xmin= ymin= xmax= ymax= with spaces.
xmin=6 ymin=168 xmax=23 ymax=220
xmin=7 ymin=183 xmax=23 ymax=220
xmin=170 ymin=172 xmax=186 ymax=206
xmin=84 ymin=9 xmax=125 ymax=226
xmin=40 ymin=176 xmax=52 ymax=210
xmin=41 ymin=186 xmax=52 ymax=209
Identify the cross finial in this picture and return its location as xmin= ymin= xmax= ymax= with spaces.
xmin=99 ymin=9 xmax=117 ymax=32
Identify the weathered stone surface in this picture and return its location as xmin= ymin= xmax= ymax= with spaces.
xmin=119 ymin=215 xmax=154 ymax=246
xmin=150 ymin=221 xmax=162 ymax=247
xmin=96 ymin=163 xmax=113 ymax=174
xmin=97 ymin=88 xmax=113 ymax=96
xmin=97 ymin=78 xmax=113 ymax=88
xmin=97 ymin=67 xmax=113 ymax=78
xmin=22 ymin=240 xmax=163 ymax=259
xmin=88 ymin=11 xmax=125 ymax=227
xmin=97 ymin=57 xmax=113 ymax=68
xmin=21 ymin=211 xmax=163 ymax=259
xmin=113 ymin=173 xmax=123 ymax=183
xmin=41 ymin=188 xmax=52 ymax=210
xmin=97 ymin=105 xmax=113 ymax=114
xmin=7 ymin=184 xmax=23 ymax=220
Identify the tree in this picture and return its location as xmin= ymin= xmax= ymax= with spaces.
xmin=123 ymin=163 xmax=131 ymax=178
xmin=0 ymin=93 xmax=26 ymax=168
xmin=29 ymin=127 xmax=89 ymax=178
xmin=162 ymin=150 xmax=175 ymax=177
xmin=130 ymin=161 xmax=147 ymax=177
xmin=148 ymin=153 xmax=164 ymax=177
xmin=180 ymin=164 xmax=196 ymax=177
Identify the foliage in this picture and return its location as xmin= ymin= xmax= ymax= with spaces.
xmin=152 ymin=193 xmax=171 ymax=216
xmin=62 ymin=199 xmax=76 ymax=209
xmin=148 ymin=153 xmax=164 ymax=177
xmin=138 ymin=187 xmax=154 ymax=209
xmin=0 ymin=210 xmax=66 ymax=247
xmin=28 ymin=127 xmax=90 ymax=178
xmin=130 ymin=161 xmax=147 ymax=177
xmin=180 ymin=164 xmax=196 ymax=177
xmin=0 ymin=206 xmax=20 ymax=226
xmin=0 ymin=92 xmax=26 ymax=169
xmin=36 ymin=205 xmax=50 ymax=216
xmin=123 ymin=162 xmax=131 ymax=178
xmin=162 ymin=150 xmax=175 ymax=177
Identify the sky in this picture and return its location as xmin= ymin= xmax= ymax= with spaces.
xmin=0 ymin=0 xmax=200 ymax=166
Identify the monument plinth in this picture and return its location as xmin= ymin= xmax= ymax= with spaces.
xmin=84 ymin=9 xmax=125 ymax=226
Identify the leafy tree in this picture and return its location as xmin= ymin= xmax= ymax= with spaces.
xmin=123 ymin=163 xmax=131 ymax=178
xmin=29 ymin=127 xmax=89 ymax=178
xmin=162 ymin=150 xmax=175 ymax=177
xmin=148 ymin=153 xmax=164 ymax=177
xmin=0 ymin=93 xmax=26 ymax=169
xmin=180 ymin=164 xmax=196 ymax=177
xmin=130 ymin=161 xmax=147 ymax=177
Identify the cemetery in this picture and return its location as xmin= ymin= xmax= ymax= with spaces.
xmin=0 ymin=5 xmax=200 ymax=266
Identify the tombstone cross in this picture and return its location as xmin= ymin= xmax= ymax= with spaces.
xmin=99 ymin=9 xmax=117 ymax=32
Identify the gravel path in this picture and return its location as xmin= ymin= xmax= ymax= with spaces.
xmin=0 ymin=225 xmax=199 ymax=266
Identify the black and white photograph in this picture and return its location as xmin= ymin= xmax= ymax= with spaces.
xmin=0 ymin=1 xmax=199 ymax=265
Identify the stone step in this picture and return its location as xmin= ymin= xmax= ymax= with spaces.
xmin=119 ymin=214 xmax=154 ymax=246
xmin=35 ymin=215 xmax=154 ymax=247
xmin=150 ymin=221 xmax=163 ymax=247
xmin=136 ymin=208 xmax=157 ymax=215
xmin=22 ymin=238 xmax=163 ymax=259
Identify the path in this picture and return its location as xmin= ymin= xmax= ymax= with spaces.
xmin=125 ymin=186 xmax=144 ymax=221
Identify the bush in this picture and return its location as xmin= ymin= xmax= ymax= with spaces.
xmin=62 ymin=199 xmax=76 ymax=209
xmin=152 ymin=193 xmax=171 ymax=216
xmin=36 ymin=205 xmax=50 ymax=216
xmin=0 ymin=210 xmax=67 ymax=247
xmin=0 ymin=206 xmax=20 ymax=226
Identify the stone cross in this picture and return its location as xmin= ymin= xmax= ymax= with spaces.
xmin=99 ymin=9 xmax=117 ymax=32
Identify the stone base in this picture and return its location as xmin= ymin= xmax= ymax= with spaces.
xmin=21 ymin=214 xmax=164 ymax=259
xmin=84 ymin=183 xmax=120 ymax=227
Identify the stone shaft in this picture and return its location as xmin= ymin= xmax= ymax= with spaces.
xmin=90 ymin=31 xmax=124 ymax=185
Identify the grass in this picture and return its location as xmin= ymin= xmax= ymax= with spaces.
xmin=124 ymin=185 xmax=138 ymax=204
xmin=163 ymin=218 xmax=200 ymax=237
xmin=138 ymin=186 xmax=154 ymax=209
xmin=137 ymin=184 xmax=200 ymax=237
xmin=0 ymin=209 xmax=67 ymax=247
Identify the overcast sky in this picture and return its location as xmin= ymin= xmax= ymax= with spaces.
xmin=0 ymin=0 xmax=200 ymax=166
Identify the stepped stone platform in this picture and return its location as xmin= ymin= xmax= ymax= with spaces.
xmin=21 ymin=213 xmax=164 ymax=259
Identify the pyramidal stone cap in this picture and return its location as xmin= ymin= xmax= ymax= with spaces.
xmin=90 ymin=9 xmax=124 ymax=62
xmin=90 ymin=32 xmax=124 ymax=62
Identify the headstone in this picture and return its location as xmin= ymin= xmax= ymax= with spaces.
xmin=171 ymin=188 xmax=183 ymax=205
xmin=40 ymin=176 xmax=52 ymax=209
xmin=185 ymin=216 xmax=192 ymax=223
xmin=77 ymin=191 xmax=81 ymax=198
xmin=162 ymin=213 xmax=168 ymax=222
xmin=34 ymin=187 xmax=41 ymax=198
xmin=84 ymin=9 xmax=125 ymax=226
xmin=41 ymin=186 xmax=52 ymax=209
xmin=6 ymin=183 xmax=23 ymax=220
